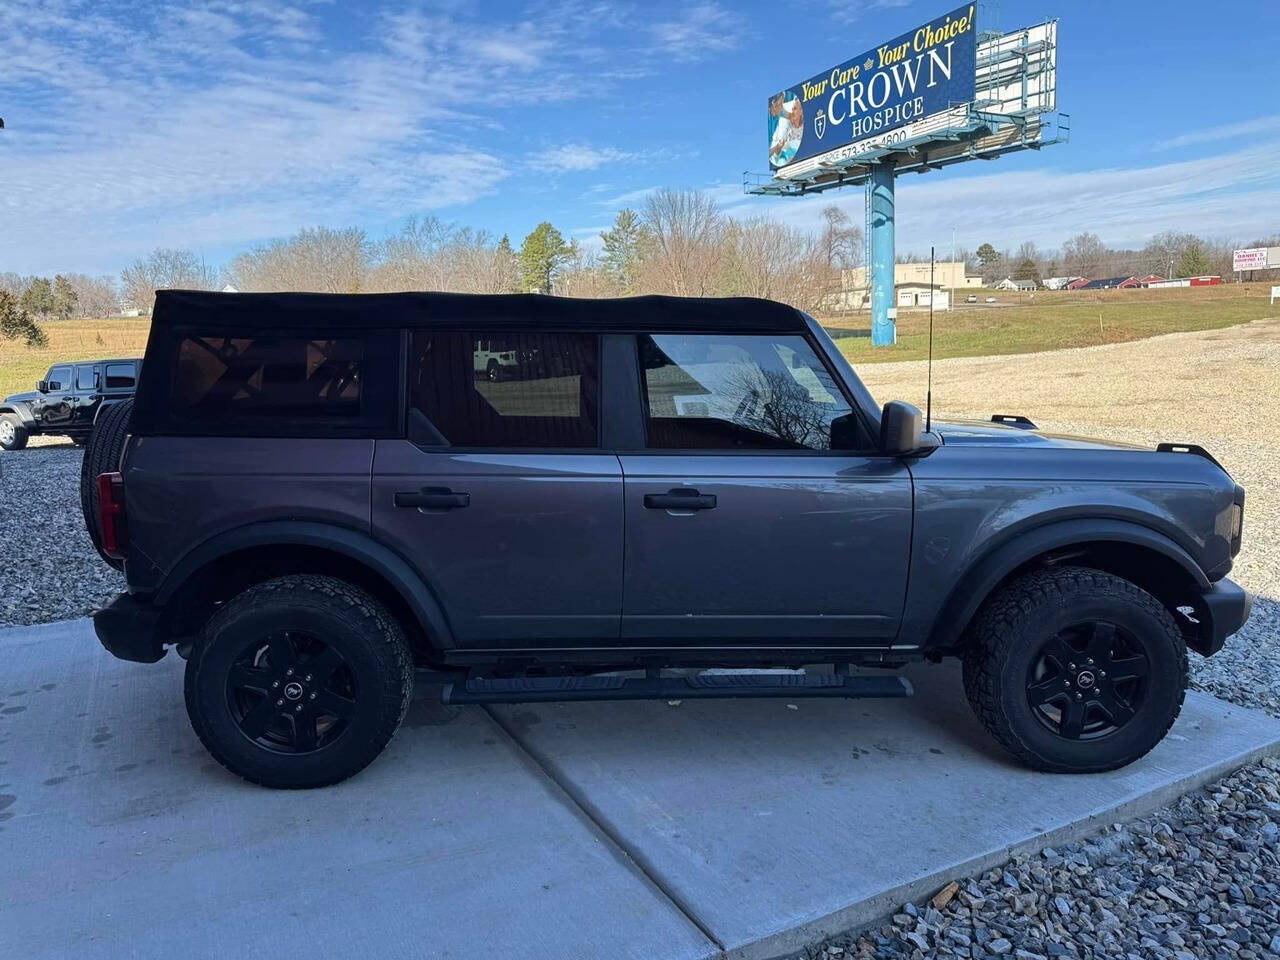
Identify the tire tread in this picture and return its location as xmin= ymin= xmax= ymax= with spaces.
xmin=962 ymin=566 xmax=1187 ymax=773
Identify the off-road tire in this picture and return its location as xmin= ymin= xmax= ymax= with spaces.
xmin=962 ymin=567 xmax=1187 ymax=774
xmin=184 ymin=575 xmax=414 ymax=789
xmin=79 ymin=399 xmax=133 ymax=569
xmin=0 ymin=413 xmax=28 ymax=451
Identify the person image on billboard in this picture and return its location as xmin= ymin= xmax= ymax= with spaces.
xmin=768 ymin=92 xmax=803 ymax=168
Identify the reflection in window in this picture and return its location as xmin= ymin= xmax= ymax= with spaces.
xmin=412 ymin=331 xmax=598 ymax=447
xmin=172 ymin=336 xmax=363 ymax=421
xmin=639 ymin=333 xmax=854 ymax=450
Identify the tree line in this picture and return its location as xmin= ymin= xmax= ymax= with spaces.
xmin=969 ymin=231 xmax=1280 ymax=288
xmin=3 ymin=188 xmax=1277 ymax=349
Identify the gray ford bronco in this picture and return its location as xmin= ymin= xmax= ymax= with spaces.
xmin=87 ymin=290 xmax=1252 ymax=789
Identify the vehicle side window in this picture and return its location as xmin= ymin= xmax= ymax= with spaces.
xmin=76 ymin=365 xmax=97 ymax=391
xmin=47 ymin=366 xmax=72 ymax=391
xmin=172 ymin=336 xmax=363 ymax=422
xmin=104 ymin=363 xmax=136 ymax=390
xmin=411 ymin=331 xmax=599 ymax=448
xmin=637 ymin=333 xmax=864 ymax=451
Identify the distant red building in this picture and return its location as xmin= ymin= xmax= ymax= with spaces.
xmin=1066 ymin=277 xmax=1090 ymax=290
xmin=1137 ymin=275 xmax=1164 ymax=286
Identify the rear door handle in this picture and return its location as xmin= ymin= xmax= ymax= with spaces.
xmin=643 ymin=488 xmax=717 ymax=511
xmin=394 ymin=487 xmax=470 ymax=510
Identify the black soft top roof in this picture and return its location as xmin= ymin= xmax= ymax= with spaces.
xmin=152 ymin=289 xmax=807 ymax=333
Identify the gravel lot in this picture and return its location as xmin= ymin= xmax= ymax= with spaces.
xmin=2 ymin=320 xmax=1278 ymax=960
xmin=0 ymin=439 xmax=125 ymax=626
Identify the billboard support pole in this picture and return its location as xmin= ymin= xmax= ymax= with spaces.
xmin=870 ymin=164 xmax=896 ymax=347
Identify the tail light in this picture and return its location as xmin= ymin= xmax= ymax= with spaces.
xmin=97 ymin=472 xmax=128 ymax=560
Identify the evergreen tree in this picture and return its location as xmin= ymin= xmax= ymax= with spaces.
xmin=0 ymin=291 xmax=48 ymax=347
xmin=20 ymin=276 xmax=54 ymax=317
xmin=52 ymin=274 xmax=78 ymax=321
xmin=519 ymin=222 xmax=571 ymax=294
xmin=600 ymin=209 xmax=649 ymax=292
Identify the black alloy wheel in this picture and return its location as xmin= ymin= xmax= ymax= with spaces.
xmin=226 ymin=630 xmax=358 ymax=754
xmin=1024 ymin=620 xmax=1150 ymax=740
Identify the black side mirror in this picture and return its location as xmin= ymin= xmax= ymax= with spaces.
xmin=830 ymin=412 xmax=860 ymax=450
xmin=36 ymin=380 xmax=48 ymax=393
xmin=880 ymin=400 xmax=923 ymax=456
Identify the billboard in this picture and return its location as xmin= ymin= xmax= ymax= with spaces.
xmin=768 ymin=4 xmax=977 ymax=178
xmin=1233 ymin=247 xmax=1270 ymax=271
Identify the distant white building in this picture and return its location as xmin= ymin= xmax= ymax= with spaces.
xmin=1042 ymin=276 xmax=1081 ymax=290
xmin=995 ymin=277 xmax=1038 ymax=292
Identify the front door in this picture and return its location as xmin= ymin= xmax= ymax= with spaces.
xmin=37 ymin=364 xmax=75 ymax=429
xmin=620 ymin=332 xmax=913 ymax=643
xmin=371 ymin=329 xmax=623 ymax=648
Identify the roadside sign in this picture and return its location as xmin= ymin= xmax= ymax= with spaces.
xmin=1233 ymin=248 xmax=1268 ymax=271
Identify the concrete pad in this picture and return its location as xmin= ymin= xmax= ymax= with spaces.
xmin=0 ymin=620 xmax=715 ymax=960
xmin=490 ymin=661 xmax=1280 ymax=960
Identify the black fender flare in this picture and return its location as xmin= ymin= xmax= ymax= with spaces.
xmin=925 ymin=517 xmax=1210 ymax=650
xmin=155 ymin=520 xmax=457 ymax=649
xmin=0 ymin=402 xmax=37 ymax=429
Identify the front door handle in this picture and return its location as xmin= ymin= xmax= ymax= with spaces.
xmin=394 ymin=487 xmax=470 ymax=510
xmin=643 ymin=488 xmax=717 ymax=511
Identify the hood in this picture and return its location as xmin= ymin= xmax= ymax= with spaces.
xmin=932 ymin=419 xmax=1143 ymax=452
xmin=2 ymin=390 xmax=38 ymax=405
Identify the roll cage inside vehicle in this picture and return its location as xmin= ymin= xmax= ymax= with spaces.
xmin=89 ymin=290 xmax=1251 ymax=788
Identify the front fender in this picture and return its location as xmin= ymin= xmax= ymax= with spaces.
xmin=0 ymin=402 xmax=37 ymax=429
xmin=912 ymin=517 xmax=1209 ymax=651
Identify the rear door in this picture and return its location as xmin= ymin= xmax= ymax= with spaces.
xmin=371 ymin=329 xmax=623 ymax=648
xmin=619 ymin=331 xmax=913 ymax=644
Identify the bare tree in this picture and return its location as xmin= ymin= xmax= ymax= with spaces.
xmin=447 ymin=228 xmax=521 ymax=294
xmin=556 ymin=244 xmax=615 ymax=298
xmin=231 ymin=227 xmax=369 ymax=293
xmin=63 ymin=274 xmax=119 ymax=317
xmin=723 ymin=216 xmax=822 ymax=311
xmin=120 ymin=248 xmax=216 ymax=311
xmin=637 ymin=188 xmax=726 ymax=296
xmin=1061 ymin=232 xmax=1105 ymax=278
xmin=368 ymin=216 xmax=455 ymax=291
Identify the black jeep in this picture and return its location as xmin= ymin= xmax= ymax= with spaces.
xmin=85 ymin=290 xmax=1251 ymax=789
xmin=0 ymin=357 xmax=141 ymax=450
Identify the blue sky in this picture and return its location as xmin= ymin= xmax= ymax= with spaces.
xmin=2 ymin=0 xmax=1279 ymax=275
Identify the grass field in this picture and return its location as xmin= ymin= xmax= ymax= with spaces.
xmin=0 ymin=285 xmax=1276 ymax=397
xmin=826 ymin=283 xmax=1279 ymax=365
xmin=0 ymin=318 xmax=151 ymax=398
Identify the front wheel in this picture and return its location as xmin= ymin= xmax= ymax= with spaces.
xmin=0 ymin=414 xmax=28 ymax=450
xmin=963 ymin=567 xmax=1187 ymax=773
xmin=185 ymin=576 xmax=413 ymax=789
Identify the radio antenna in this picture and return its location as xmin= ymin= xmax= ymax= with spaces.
xmin=926 ymin=245 xmax=935 ymax=433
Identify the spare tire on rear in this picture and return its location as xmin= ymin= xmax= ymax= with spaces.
xmin=80 ymin=399 xmax=134 ymax=571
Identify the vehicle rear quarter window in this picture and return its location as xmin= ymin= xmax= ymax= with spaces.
xmin=410 ymin=331 xmax=599 ymax=447
xmin=637 ymin=333 xmax=859 ymax=451
xmin=172 ymin=336 xmax=364 ymax=422
xmin=104 ymin=363 xmax=136 ymax=390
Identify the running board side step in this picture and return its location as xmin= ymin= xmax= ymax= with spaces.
xmin=440 ymin=672 xmax=913 ymax=705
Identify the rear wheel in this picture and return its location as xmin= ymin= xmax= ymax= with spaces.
xmin=963 ymin=567 xmax=1187 ymax=773
xmin=0 ymin=414 xmax=28 ymax=451
xmin=184 ymin=576 xmax=413 ymax=789
xmin=79 ymin=399 xmax=133 ymax=569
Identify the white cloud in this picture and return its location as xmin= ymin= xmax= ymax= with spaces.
xmin=723 ymin=135 xmax=1280 ymax=254
xmin=0 ymin=0 xmax=618 ymax=273
xmin=530 ymin=144 xmax=634 ymax=172
xmin=1154 ymin=115 xmax=1280 ymax=150
xmin=649 ymin=3 xmax=744 ymax=61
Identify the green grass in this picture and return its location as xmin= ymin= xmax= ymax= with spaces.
xmin=825 ymin=285 xmax=1279 ymax=365
xmin=0 ymin=318 xmax=152 ymax=398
